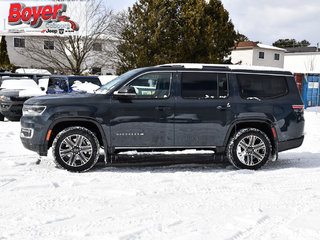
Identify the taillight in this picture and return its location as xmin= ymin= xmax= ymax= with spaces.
xmin=292 ymin=105 xmax=304 ymax=113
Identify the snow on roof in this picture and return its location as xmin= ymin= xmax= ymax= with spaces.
xmin=234 ymin=41 xmax=286 ymax=52
xmin=16 ymin=68 xmax=51 ymax=75
xmin=257 ymin=43 xmax=286 ymax=52
xmin=158 ymin=63 xmax=290 ymax=72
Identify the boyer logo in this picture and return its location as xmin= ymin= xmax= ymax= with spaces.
xmin=8 ymin=3 xmax=79 ymax=32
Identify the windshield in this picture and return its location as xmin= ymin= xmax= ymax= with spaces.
xmin=95 ymin=69 xmax=141 ymax=94
xmin=68 ymin=77 xmax=102 ymax=87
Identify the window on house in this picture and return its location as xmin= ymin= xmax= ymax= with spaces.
xmin=92 ymin=43 xmax=102 ymax=51
xmin=92 ymin=67 xmax=101 ymax=75
xmin=259 ymin=52 xmax=264 ymax=59
xmin=274 ymin=53 xmax=280 ymax=61
xmin=14 ymin=38 xmax=25 ymax=48
xmin=44 ymin=40 xmax=54 ymax=50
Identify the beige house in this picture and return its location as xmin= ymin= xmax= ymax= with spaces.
xmin=230 ymin=41 xmax=286 ymax=68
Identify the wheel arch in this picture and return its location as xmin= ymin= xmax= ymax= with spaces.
xmin=224 ymin=119 xmax=277 ymax=154
xmin=47 ymin=118 xmax=108 ymax=151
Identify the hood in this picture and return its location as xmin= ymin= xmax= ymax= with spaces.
xmin=24 ymin=93 xmax=100 ymax=105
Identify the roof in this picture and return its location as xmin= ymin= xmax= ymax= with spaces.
xmin=157 ymin=63 xmax=292 ymax=75
xmin=234 ymin=41 xmax=286 ymax=52
xmin=286 ymin=46 xmax=319 ymax=53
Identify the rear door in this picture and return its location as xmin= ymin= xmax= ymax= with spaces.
xmin=109 ymin=71 xmax=175 ymax=148
xmin=174 ymin=71 xmax=233 ymax=147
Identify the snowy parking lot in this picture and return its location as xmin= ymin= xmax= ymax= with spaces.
xmin=1 ymin=108 xmax=320 ymax=240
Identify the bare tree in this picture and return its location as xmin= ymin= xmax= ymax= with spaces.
xmin=18 ymin=0 xmax=117 ymax=75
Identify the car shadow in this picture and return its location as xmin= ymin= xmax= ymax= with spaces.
xmin=92 ymin=152 xmax=320 ymax=173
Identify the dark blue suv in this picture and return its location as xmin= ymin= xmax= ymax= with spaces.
xmin=20 ymin=64 xmax=304 ymax=172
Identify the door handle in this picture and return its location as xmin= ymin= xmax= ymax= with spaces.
xmin=155 ymin=106 xmax=171 ymax=111
xmin=217 ymin=103 xmax=231 ymax=111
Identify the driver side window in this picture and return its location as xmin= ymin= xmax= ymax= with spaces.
xmin=128 ymin=72 xmax=172 ymax=99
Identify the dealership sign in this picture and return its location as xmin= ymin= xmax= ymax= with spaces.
xmin=8 ymin=3 xmax=79 ymax=34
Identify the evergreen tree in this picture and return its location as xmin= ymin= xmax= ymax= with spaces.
xmin=117 ymin=0 xmax=237 ymax=74
xmin=273 ymin=39 xmax=311 ymax=48
xmin=0 ymin=36 xmax=14 ymax=72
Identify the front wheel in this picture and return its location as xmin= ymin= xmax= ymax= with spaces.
xmin=227 ymin=128 xmax=271 ymax=170
xmin=52 ymin=127 xmax=100 ymax=172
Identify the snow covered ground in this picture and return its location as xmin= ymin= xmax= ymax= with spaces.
xmin=1 ymin=108 xmax=320 ymax=240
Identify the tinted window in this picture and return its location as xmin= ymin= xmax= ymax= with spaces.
xmin=237 ymin=74 xmax=288 ymax=99
xmin=128 ymin=72 xmax=171 ymax=99
xmin=181 ymin=72 xmax=228 ymax=99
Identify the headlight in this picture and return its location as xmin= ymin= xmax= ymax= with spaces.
xmin=0 ymin=96 xmax=10 ymax=101
xmin=22 ymin=105 xmax=46 ymax=116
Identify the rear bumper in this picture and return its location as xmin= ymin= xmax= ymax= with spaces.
xmin=278 ymin=136 xmax=304 ymax=152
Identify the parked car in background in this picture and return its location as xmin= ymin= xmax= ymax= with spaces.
xmin=47 ymin=76 xmax=102 ymax=94
xmin=0 ymin=77 xmax=47 ymax=121
xmin=0 ymin=74 xmax=102 ymax=121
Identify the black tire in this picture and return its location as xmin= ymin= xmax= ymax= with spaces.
xmin=52 ymin=127 xmax=100 ymax=172
xmin=227 ymin=128 xmax=271 ymax=170
xmin=0 ymin=113 xmax=4 ymax=121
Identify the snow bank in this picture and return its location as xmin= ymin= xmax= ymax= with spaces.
xmin=71 ymin=81 xmax=100 ymax=93
xmin=0 ymin=111 xmax=320 ymax=239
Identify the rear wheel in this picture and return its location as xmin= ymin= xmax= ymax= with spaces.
xmin=227 ymin=128 xmax=271 ymax=170
xmin=52 ymin=127 xmax=100 ymax=172
xmin=0 ymin=113 xmax=4 ymax=121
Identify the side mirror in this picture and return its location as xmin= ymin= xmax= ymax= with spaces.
xmin=40 ymin=87 xmax=45 ymax=91
xmin=113 ymin=86 xmax=136 ymax=99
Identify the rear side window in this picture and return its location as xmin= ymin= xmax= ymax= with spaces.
xmin=181 ymin=72 xmax=228 ymax=99
xmin=237 ymin=74 xmax=288 ymax=99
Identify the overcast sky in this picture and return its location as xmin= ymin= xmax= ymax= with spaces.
xmin=107 ymin=0 xmax=320 ymax=46
xmin=1 ymin=0 xmax=319 ymax=46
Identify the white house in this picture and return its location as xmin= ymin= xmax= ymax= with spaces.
xmin=284 ymin=47 xmax=320 ymax=73
xmin=0 ymin=31 xmax=117 ymax=75
xmin=230 ymin=41 xmax=286 ymax=68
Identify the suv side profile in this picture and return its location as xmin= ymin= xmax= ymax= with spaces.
xmin=20 ymin=64 xmax=305 ymax=172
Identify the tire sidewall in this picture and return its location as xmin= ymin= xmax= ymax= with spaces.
xmin=227 ymin=128 xmax=271 ymax=170
xmin=53 ymin=127 xmax=100 ymax=172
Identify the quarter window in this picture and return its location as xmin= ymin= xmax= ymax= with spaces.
xmin=181 ymin=72 xmax=228 ymax=99
xmin=237 ymin=74 xmax=288 ymax=99
xmin=127 ymin=72 xmax=171 ymax=99
xmin=14 ymin=38 xmax=25 ymax=48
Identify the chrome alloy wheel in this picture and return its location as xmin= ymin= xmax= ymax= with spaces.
xmin=236 ymin=135 xmax=266 ymax=166
xmin=59 ymin=134 xmax=93 ymax=167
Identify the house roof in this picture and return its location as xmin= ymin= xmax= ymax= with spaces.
xmin=234 ymin=41 xmax=286 ymax=52
xmin=286 ymin=46 xmax=319 ymax=53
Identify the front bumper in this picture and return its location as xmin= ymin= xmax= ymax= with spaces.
xmin=20 ymin=115 xmax=51 ymax=156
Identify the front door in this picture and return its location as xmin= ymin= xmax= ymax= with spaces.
xmin=109 ymin=72 xmax=175 ymax=149
xmin=174 ymin=72 xmax=232 ymax=147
